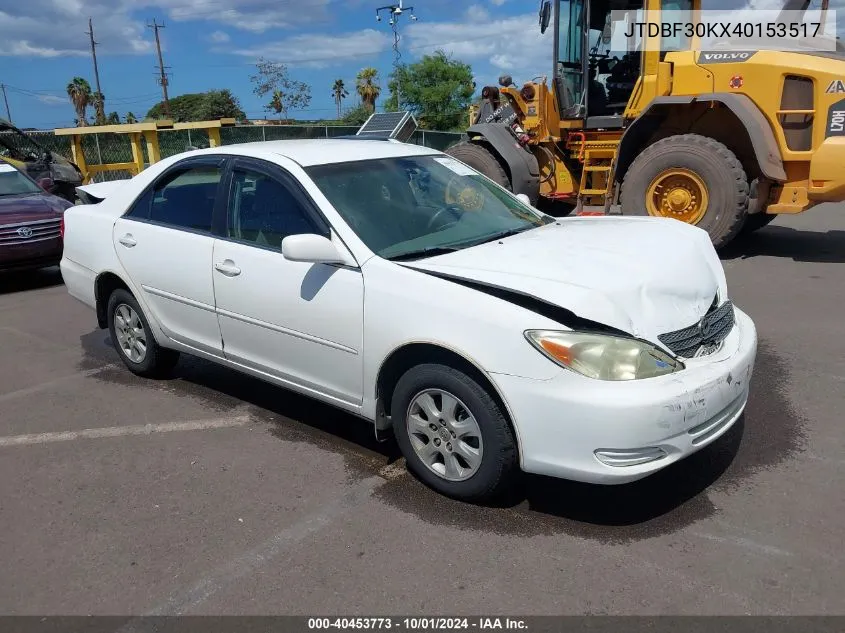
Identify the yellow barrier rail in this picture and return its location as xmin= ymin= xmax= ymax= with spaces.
xmin=53 ymin=118 xmax=236 ymax=183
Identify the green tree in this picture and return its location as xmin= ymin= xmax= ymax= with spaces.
xmin=356 ymin=68 xmax=381 ymax=113
xmin=332 ymin=79 xmax=349 ymax=119
xmin=106 ymin=111 xmax=120 ymax=125
xmin=92 ymin=92 xmax=106 ymax=125
xmin=386 ymin=51 xmax=475 ymax=131
xmin=250 ymin=57 xmax=311 ymax=121
xmin=66 ymin=77 xmax=92 ymax=127
xmin=125 ymin=112 xmax=138 ymax=124
xmin=341 ymin=104 xmax=372 ymax=126
xmin=146 ymin=89 xmax=247 ymax=122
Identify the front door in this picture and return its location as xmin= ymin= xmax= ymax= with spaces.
xmin=112 ymin=156 xmax=226 ymax=356
xmin=211 ymin=157 xmax=365 ymax=408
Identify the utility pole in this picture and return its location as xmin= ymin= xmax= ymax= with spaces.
xmin=0 ymin=84 xmax=11 ymax=123
xmin=86 ymin=17 xmax=104 ymax=124
xmin=147 ymin=19 xmax=171 ymax=119
xmin=375 ymin=0 xmax=418 ymax=111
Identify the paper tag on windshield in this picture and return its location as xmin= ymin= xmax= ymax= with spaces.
xmin=0 ymin=163 xmax=16 ymax=173
xmin=433 ymin=157 xmax=477 ymax=177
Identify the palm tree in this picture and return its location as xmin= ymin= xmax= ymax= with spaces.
xmin=125 ymin=112 xmax=137 ymax=124
xmin=92 ymin=91 xmax=106 ymax=125
xmin=331 ymin=79 xmax=349 ymax=119
xmin=269 ymin=90 xmax=285 ymax=121
xmin=356 ymin=68 xmax=380 ymax=113
xmin=66 ymin=77 xmax=92 ymax=126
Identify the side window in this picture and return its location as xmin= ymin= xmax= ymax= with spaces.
xmin=124 ymin=188 xmax=153 ymax=220
xmin=227 ymin=168 xmax=318 ymax=250
xmin=147 ymin=164 xmax=222 ymax=233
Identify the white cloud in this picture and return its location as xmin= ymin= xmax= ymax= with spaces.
xmin=466 ymin=4 xmax=491 ymax=21
xmin=0 ymin=3 xmax=150 ymax=57
xmin=36 ymin=95 xmax=67 ymax=105
xmin=0 ymin=0 xmax=333 ymax=59
xmin=404 ymin=11 xmax=553 ymax=81
xmin=490 ymin=0 xmax=507 ymax=5
xmin=152 ymin=0 xmax=333 ymax=33
xmin=208 ymin=30 xmax=230 ymax=43
xmin=232 ymin=29 xmax=391 ymax=68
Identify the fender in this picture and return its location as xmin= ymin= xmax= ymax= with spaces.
xmin=616 ymin=93 xmax=787 ymax=183
xmin=466 ymin=123 xmax=541 ymax=203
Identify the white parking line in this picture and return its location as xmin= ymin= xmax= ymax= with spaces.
xmin=117 ymin=476 xmax=384 ymax=624
xmin=0 ymin=363 xmax=121 ymax=404
xmin=0 ymin=416 xmax=251 ymax=447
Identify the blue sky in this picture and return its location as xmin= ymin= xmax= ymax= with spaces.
xmin=0 ymin=0 xmax=552 ymax=130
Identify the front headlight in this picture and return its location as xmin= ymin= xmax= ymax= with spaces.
xmin=524 ymin=330 xmax=684 ymax=381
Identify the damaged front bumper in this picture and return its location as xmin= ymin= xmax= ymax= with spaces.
xmin=490 ymin=306 xmax=758 ymax=484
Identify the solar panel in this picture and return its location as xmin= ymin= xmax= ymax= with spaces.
xmin=356 ymin=111 xmax=418 ymax=142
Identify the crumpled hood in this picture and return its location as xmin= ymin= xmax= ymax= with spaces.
xmin=403 ymin=216 xmax=728 ymax=346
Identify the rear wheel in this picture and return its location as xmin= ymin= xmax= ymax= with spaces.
xmin=107 ymin=289 xmax=179 ymax=378
xmin=445 ymin=141 xmax=511 ymax=190
xmin=391 ymin=363 xmax=518 ymax=502
xmin=621 ymin=134 xmax=749 ymax=249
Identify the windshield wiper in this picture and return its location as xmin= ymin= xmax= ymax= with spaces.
xmin=385 ymin=246 xmax=460 ymax=261
xmin=466 ymin=225 xmax=536 ymax=247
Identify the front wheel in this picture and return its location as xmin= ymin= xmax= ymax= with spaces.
xmin=391 ymin=364 xmax=518 ymax=502
xmin=107 ymin=289 xmax=179 ymax=378
xmin=621 ymin=134 xmax=750 ymax=249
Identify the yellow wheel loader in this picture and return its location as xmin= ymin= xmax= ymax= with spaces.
xmin=446 ymin=0 xmax=845 ymax=248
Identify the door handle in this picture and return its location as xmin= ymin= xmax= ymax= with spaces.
xmin=214 ymin=260 xmax=241 ymax=277
xmin=118 ymin=234 xmax=137 ymax=248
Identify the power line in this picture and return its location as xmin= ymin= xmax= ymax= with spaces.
xmin=147 ymin=19 xmax=172 ymax=118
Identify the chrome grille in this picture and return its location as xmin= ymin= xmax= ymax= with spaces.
xmin=658 ymin=299 xmax=735 ymax=358
xmin=0 ymin=218 xmax=61 ymax=246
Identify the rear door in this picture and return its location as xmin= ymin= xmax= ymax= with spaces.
xmin=112 ymin=156 xmax=228 ymax=356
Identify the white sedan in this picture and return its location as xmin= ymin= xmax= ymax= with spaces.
xmin=61 ymin=139 xmax=757 ymax=501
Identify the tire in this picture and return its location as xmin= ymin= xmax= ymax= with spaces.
xmin=391 ymin=363 xmax=518 ymax=502
xmin=445 ymin=142 xmax=511 ymax=190
xmin=621 ymin=134 xmax=750 ymax=249
xmin=741 ymin=212 xmax=777 ymax=235
xmin=107 ymin=289 xmax=179 ymax=378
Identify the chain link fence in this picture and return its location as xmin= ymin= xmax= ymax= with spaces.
xmin=15 ymin=125 xmax=466 ymax=183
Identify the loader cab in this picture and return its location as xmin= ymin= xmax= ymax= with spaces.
xmin=549 ymin=0 xmax=645 ymax=127
xmin=544 ymin=0 xmax=694 ymax=129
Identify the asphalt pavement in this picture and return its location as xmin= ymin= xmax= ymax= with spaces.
xmin=0 ymin=206 xmax=843 ymax=616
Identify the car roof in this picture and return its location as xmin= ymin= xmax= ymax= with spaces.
xmin=187 ymin=138 xmax=443 ymax=167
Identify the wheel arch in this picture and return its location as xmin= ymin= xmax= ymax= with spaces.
xmin=374 ymin=342 xmax=523 ymax=461
xmin=462 ymin=123 xmax=541 ymax=203
xmin=94 ymin=271 xmax=132 ymax=329
xmin=616 ymin=94 xmax=787 ymax=185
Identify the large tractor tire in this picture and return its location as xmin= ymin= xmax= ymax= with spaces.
xmin=621 ymin=134 xmax=750 ymax=249
xmin=445 ymin=142 xmax=511 ymax=190
xmin=741 ymin=212 xmax=777 ymax=235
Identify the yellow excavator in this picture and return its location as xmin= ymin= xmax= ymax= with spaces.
xmin=446 ymin=0 xmax=845 ymax=248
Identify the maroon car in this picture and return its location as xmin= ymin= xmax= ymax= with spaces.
xmin=0 ymin=162 xmax=73 ymax=272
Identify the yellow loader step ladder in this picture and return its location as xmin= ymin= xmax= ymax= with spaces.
xmin=578 ymin=147 xmax=615 ymax=197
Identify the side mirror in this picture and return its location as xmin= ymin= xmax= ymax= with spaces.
xmin=282 ymin=233 xmax=347 ymax=265
xmin=36 ymin=177 xmax=54 ymax=192
xmin=539 ymin=0 xmax=552 ymax=34
xmin=516 ymin=193 xmax=532 ymax=206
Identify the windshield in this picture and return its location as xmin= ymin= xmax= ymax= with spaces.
xmin=306 ymin=155 xmax=549 ymax=260
xmin=0 ymin=163 xmax=41 ymax=196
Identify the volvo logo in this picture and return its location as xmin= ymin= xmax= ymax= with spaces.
xmin=16 ymin=227 xmax=33 ymax=238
